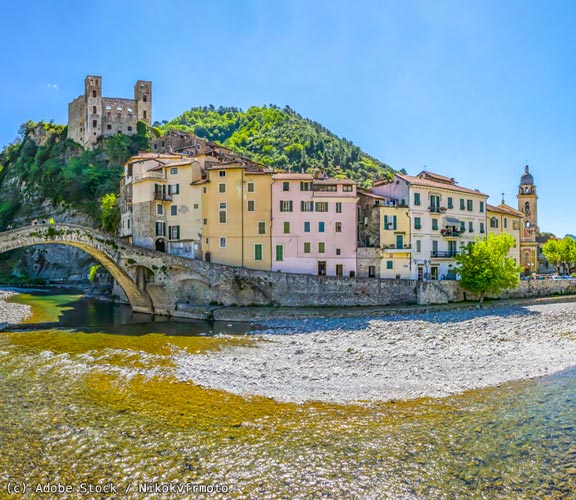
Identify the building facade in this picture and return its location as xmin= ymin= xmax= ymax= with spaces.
xmin=68 ymin=75 xmax=152 ymax=149
xmin=487 ymin=202 xmax=523 ymax=264
xmin=517 ymin=165 xmax=539 ymax=275
xmin=372 ymin=171 xmax=488 ymax=280
xmin=271 ymin=173 xmax=358 ymax=276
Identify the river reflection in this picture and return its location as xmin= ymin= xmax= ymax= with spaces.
xmin=1 ymin=289 xmax=575 ymax=499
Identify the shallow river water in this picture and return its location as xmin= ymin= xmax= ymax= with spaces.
xmin=1 ymin=290 xmax=576 ymax=499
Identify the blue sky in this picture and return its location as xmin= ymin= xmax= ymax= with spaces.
xmin=1 ymin=0 xmax=574 ymax=236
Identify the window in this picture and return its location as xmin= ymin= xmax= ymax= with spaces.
xmin=432 ymin=219 xmax=438 ymax=230
xmin=257 ymin=221 xmax=266 ymax=235
xmin=282 ymin=181 xmax=290 ymax=191
xmin=314 ymin=184 xmax=337 ymax=192
xmin=254 ymin=244 xmax=263 ymax=261
xmin=219 ymin=170 xmax=226 ymax=177
xmin=304 ymin=242 xmax=311 ymax=253
xmin=156 ymin=204 xmax=164 ymax=216
xmin=203 ymin=187 xmax=207 ymax=194
xmin=127 ymin=126 xmax=132 ymax=132
xmin=336 ymin=264 xmax=343 ymax=276
xmin=155 ymin=222 xmax=165 ymax=236
xmin=343 ymin=185 xmax=353 ymax=192
xmin=315 ymin=202 xmax=329 ymax=212
xmin=467 ymin=200 xmax=473 ymax=212
xmin=416 ymin=240 xmax=421 ymax=253
xmin=468 ymin=221 xmax=474 ymax=233
xmin=430 ymin=195 xmax=440 ymax=211
xmin=170 ymin=167 xmax=178 ymax=175
xmin=480 ymin=222 xmax=485 ymax=234
xmin=143 ymin=95 xmax=148 ymax=102
xmin=490 ymin=217 xmax=499 ymax=228
xmin=336 ymin=202 xmax=342 ymax=213
xmin=168 ymin=225 xmax=180 ymax=240
xmin=513 ymin=220 xmax=520 ymax=230
xmin=143 ymin=110 xmax=147 ymax=119
xmin=219 ymin=202 xmax=227 ymax=223
xmin=219 ymin=237 xmax=227 ymax=248
xmin=460 ymin=198 xmax=465 ymax=210
xmin=414 ymin=217 xmax=421 ymax=230
xmin=336 ymin=248 xmax=341 ymax=255
xmin=283 ymin=221 xmax=290 ymax=234
xmin=335 ymin=222 xmax=342 ymax=232
xmin=92 ymin=106 xmax=97 ymax=114
xmin=368 ymin=266 xmax=376 ymax=277
xmin=448 ymin=197 xmax=453 ymax=209
xmin=318 ymin=242 xmax=326 ymax=253
xmin=384 ymin=215 xmax=397 ymax=230
xmin=432 ymin=240 xmax=438 ymax=253
xmin=318 ymin=222 xmax=325 ymax=233
xmin=247 ymin=182 xmax=254 ymax=192
xmin=247 ymin=200 xmax=255 ymax=212
xmin=386 ymin=261 xmax=393 ymax=270
xmin=92 ymin=90 xmax=96 ymax=98
xmin=504 ymin=217 xmax=508 ymax=228
xmin=193 ymin=204 xmax=199 ymax=209
xmin=300 ymin=182 xmax=311 ymax=191
xmin=169 ymin=184 xmax=179 ymax=195
xmin=460 ymin=221 xmax=466 ymax=232
xmin=280 ymin=200 xmax=293 ymax=212
xmin=275 ymin=245 xmax=284 ymax=262
xmin=218 ymin=183 xmax=226 ymax=193
xmin=170 ymin=205 xmax=178 ymax=216
xmin=301 ymin=201 xmax=314 ymax=212
xmin=304 ymin=221 xmax=310 ymax=232
xmin=414 ymin=193 xmax=421 ymax=205
xmin=92 ymin=120 xmax=97 ymax=127
xmin=480 ymin=201 xmax=485 ymax=213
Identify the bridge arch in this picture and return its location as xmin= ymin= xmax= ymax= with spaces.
xmin=0 ymin=224 xmax=154 ymax=314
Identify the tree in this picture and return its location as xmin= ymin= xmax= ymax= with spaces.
xmin=542 ymin=238 xmax=564 ymax=274
xmin=100 ymin=193 xmax=120 ymax=234
xmin=454 ymin=233 xmax=523 ymax=304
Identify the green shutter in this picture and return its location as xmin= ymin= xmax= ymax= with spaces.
xmin=384 ymin=215 xmax=388 ymax=229
xmin=392 ymin=215 xmax=397 ymax=230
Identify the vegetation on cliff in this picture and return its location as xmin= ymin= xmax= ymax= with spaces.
xmin=0 ymin=121 xmax=150 ymax=230
xmin=157 ymin=105 xmax=394 ymax=186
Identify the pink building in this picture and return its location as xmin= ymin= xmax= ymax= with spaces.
xmin=271 ymin=173 xmax=358 ymax=276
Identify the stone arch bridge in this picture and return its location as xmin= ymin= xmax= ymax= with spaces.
xmin=0 ymin=224 xmax=421 ymax=317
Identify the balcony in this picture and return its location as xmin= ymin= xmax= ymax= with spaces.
xmin=430 ymin=250 xmax=459 ymax=258
xmin=154 ymin=192 xmax=173 ymax=202
xmin=382 ymin=244 xmax=412 ymax=253
xmin=134 ymin=171 xmax=164 ymax=182
xmin=440 ymin=228 xmax=464 ymax=238
xmin=429 ymin=206 xmax=447 ymax=213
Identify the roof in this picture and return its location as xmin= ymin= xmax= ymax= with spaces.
xmin=391 ymin=172 xmax=488 ymax=197
xmin=272 ymin=173 xmax=314 ymax=180
xmin=357 ymin=189 xmax=389 ymax=201
xmin=487 ymin=203 xmax=524 ymax=217
xmin=314 ymin=178 xmax=355 ymax=185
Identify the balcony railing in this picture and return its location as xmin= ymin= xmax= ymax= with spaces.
xmin=134 ymin=171 xmax=164 ymax=182
xmin=382 ymin=244 xmax=412 ymax=250
xmin=440 ymin=229 xmax=463 ymax=238
xmin=430 ymin=250 xmax=459 ymax=258
xmin=154 ymin=192 xmax=173 ymax=201
xmin=429 ymin=206 xmax=446 ymax=213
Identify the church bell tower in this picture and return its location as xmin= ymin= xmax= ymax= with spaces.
xmin=517 ymin=165 xmax=539 ymax=238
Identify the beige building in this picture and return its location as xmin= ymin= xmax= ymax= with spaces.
xmin=487 ymin=203 xmax=523 ymax=264
xmin=119 ymin=153 xmax=203 ymax=258
xmin=201 ymin=161 xmax=275 ymax=271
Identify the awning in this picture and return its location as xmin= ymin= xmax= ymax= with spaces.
xmin=444 ymin=217 xmax=461 ymax=225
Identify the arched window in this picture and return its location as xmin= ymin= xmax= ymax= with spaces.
xmin=525 ymin=202 xmax=530 ymax=215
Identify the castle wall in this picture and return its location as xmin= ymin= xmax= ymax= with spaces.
xmin=101 ymin=97 xmax=138 ymax=137
xmin=67 ymin=96 xmax=85 ymax=144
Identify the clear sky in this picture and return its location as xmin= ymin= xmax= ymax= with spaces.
xmin=1 ymin=0 xmax=574 ymax=236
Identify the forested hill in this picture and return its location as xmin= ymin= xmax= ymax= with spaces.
xmin=157 ymin=105 xmax=393 ymax=186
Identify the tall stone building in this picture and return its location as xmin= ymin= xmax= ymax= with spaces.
xmin=68 ymin=75 xmax=152 ymax=148
xmin=517 ymin=165 xmax=539 ymax=275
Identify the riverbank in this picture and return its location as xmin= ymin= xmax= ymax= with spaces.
xmin=0 ymin=291 xmax=32 ymax=330
xmin=174 ymin=300 xmax=576 ymax=404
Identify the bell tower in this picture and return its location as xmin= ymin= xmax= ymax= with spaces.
xmin=517 ymin=165 xmax=539 ymax=238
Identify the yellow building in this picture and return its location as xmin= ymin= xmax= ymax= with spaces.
xmin=487 ymin=203 xmax=523 ymax=264
xmin=201 ymin=160 xmax=275 ymax=270
xmin=379 ymin=205 xmax=412 ymax=279
xmin=517 ymin=165 xmax=539 ymax=275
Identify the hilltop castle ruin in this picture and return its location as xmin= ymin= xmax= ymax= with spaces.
xmin=68 ymin=75 xmax=152 ymax=148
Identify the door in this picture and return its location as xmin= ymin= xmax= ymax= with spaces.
xmin=318 ymin=261 xmax=327 ymax=276
xmin=155 ymin=239 xmax=166 ymax=252
xmin=448 ymin=241 xmax=457 ymax=256
xmin=417 ymin=265 xmax=424 ymax=281
xmin=431 ymin=266 xmax=439 ymax=280
xmin=396 ymin=234 xmax=404 ymax=249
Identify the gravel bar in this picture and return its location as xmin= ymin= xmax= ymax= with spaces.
xmin=174 ymin=301 xmax=576 ymax=404
xmin=0 ymin=291 xmax=32 ymax=330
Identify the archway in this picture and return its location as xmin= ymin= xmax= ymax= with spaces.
xmin=155 ymin=239 xmax=166 ymax=252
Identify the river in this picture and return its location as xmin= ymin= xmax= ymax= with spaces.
xmin=0 ymin=289 xmax=575 ymax=499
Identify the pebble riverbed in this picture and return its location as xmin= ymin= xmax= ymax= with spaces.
xmin=175 ymin=301 xmax=576 ymax=404
xmin=0 ymin=291 xmax=31 ymax=330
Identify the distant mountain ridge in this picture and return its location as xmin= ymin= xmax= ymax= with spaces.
xmin=156 ymin=105 xmax=394 ymax=187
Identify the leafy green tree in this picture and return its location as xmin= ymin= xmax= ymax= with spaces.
xmin=105 ymin=134 xmax=131 ymax=166
xmin=542 ymin=238 xmax=564 ymax=274
xmin=454 ymin=233 xmax=523 ymax=304
xmin=100 ymin=193 xmax=120 ymax=234
xmin=88 ymin=264 xmax=101 ymax=283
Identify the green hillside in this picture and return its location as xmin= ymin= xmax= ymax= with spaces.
xmin=157 ymin=105 xmax=393 ymax=186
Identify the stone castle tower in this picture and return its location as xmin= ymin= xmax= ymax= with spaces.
xmin=68 ymin=75 xmax=152 ymax=149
